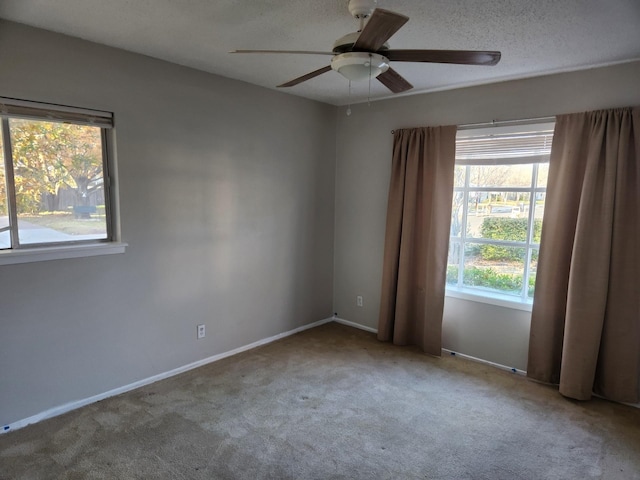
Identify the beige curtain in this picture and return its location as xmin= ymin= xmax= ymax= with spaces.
xmin=377 ymin=126 xmax=457 ymax=356
xmin=528 ymin=107 xmax=640 ymax=402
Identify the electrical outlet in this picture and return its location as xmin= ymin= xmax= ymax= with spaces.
xmin=356 ymin=295 xmax=363 ymax=307
xmin=197 ymin=324 xmax=205 ymax=339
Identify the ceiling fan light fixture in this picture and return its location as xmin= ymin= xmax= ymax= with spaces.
xmin=331 ymin=52 xmax=389 ymax=82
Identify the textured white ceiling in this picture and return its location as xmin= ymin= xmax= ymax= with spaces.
xmin=0 ymin=0 xmax=639 ymax=105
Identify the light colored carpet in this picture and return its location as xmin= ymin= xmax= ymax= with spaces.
xmin=1 ymin=322 xmax=639 ymax=479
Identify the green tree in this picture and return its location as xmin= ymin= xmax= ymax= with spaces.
xmin=451 ymin=165 xmax=518 ymax=237
xmin=9 ymin=120 xmax=103 ymax=213
xmin=479 ymin=217 xmax=542 ymax=261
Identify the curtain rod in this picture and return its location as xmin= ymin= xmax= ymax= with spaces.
xmin=391 ymin=115 xmax=556 ymax=134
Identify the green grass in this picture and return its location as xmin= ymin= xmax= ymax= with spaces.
xmin=20 ymin=212 xmax=107 ymax=235
xmin=447 ymin=264 xmax=536 ymax=297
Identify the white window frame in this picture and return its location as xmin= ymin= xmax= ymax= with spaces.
xmin=446 ymin=122 xmax=554 ymax=310
xmin=0 ymin=97 xmax=126 ymax=265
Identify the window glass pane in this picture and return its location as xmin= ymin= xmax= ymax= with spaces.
xmin=463 ymin=242 xmax=525 ymax=296
xmin=454 ymin=165 xmax=466 ymax=187
xmin=532 ymin=192 xmax=546 ymax=244
xmin=9 ymin=119 xmax=108 ymax=245
xmin=528 ymin=249 xmax=539 ymax=299
xmin=0 ymin=228 xmax=8 ymax=249
xmin=447 ymin=240 xmax=460 ymax=285
xmin=466 ymin=192 xmax=530 ymax=240
xmin=450 ymin=191 xmax=464 ymax=237
xmin=537 ymin=163 xmax=549 ymax=188
xmin=451 ymin=124 xmax=553 ymax=303
xmin=468 ymin=164 xmax=533 ymax=188
xmin=0 ymin=126 xmax=10 ymax=249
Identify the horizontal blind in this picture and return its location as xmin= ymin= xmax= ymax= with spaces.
xmin=456 ymin=129 xmax=554 ymax=165
xmin=0 ymin=97 xmax=113 ymax=128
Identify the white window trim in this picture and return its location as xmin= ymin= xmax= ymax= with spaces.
xmin=446 ymin=122 xmax=553 ymax=308
xmin=445 ymin=286 xmax=533 ymax=312
xmin=0 ymin=241 xmax=127 ymax=266
xmin=0 ymin=97 xmax=125 ymax=263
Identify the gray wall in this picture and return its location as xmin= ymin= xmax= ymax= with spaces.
xmin=334 ymin=61 xmax=640 ymax=370
xmin=0 ymin=21 xmax=336 ymax=426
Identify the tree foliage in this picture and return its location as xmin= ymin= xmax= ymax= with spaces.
xmin=8 ymin=119 xmax=103 ymax=214
xmin=450 ymin=165 xmax=529 ymax=237
xmin=479 ymin=217 xmax=542 ymax=261
xmin=447 ymin=265 xmax=536 ymax=296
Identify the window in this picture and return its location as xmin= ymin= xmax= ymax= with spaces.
xmin=0 ymin=98 xmax=123 ymax=262
xmin=446 ymin=123 xmax=554 ymax=305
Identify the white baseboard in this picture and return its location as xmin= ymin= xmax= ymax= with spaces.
xmin=332 ymin=316 xmax=526 ymax=375
xmin=441 ymin=348 xmax=527 ymax=375
xmin=6 ymin=316 xmax=633 ymax=434
xmin=334 ymin=318 xmax=639 ymax=406
xmin=333 ymin=316 xmax=378 ymax=334
xmin=2 ymin=317 xmax=334 ymax=435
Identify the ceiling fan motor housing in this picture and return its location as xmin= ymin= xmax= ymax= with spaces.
xmin=333 ymin=32 xmax=390 ymax=54
xmin=348 ymin=0 xmax=377 ymax=19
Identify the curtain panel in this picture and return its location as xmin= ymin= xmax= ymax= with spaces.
xmin=528 ymin=107 xmax=640 ymax=402
xmin=377 ymin=126 xmax=457 ymax=356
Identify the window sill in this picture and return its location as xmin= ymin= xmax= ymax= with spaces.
xmin=0 ymin=242 xmax=127 ymax=266
xmin=445 ymin=287 xmax=533 ymax=312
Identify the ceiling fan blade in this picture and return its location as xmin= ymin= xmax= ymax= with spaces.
xmin=385 ymin=50 xmax=501 ymax=66
xmin=377 ymin=68 xmax=413 ymax=93
xmin=353 ymin=9 xmax=409 ymax=52
xmin=277 ymin=65 xmax=332 ymax=88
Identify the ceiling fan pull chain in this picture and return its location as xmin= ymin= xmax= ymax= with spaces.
xmin=347 ymin=80 xmax=352 ymax=116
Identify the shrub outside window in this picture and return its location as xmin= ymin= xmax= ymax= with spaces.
xmin=447 ymin=123 xmax=554 ymax=303
xmin=0 ymin=98 xmax=114 ymax=250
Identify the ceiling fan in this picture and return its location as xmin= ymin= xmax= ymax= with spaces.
xmin=231 ymin=0 xmax=501 ymax=94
